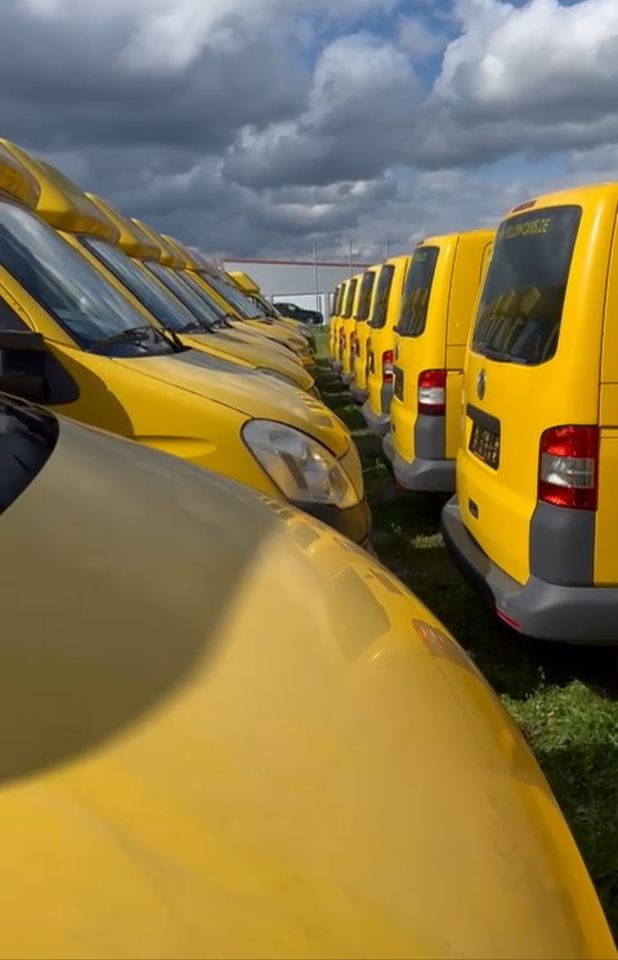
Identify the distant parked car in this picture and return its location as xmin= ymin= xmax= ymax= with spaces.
xmin=276 ymin=301 xmax=324 ymax=326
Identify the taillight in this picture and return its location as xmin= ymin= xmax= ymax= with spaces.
xmin=538 ymin=425 xmax=599 ymax=511
xmin=382 ymin=349 xmax=394 ymax=384
xmin=418 ymin=369 xmax=446 ymax=416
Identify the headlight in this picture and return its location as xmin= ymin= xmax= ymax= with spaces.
xmin=242 ymin=420 xmax=359 ymax=508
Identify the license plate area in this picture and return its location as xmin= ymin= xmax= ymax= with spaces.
xmin=394 ymin=366 xmax=404 ymax=400
xmin=467 ymin=404 xmax=500 ymax=469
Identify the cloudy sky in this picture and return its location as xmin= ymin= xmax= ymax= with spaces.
xmin=3 ymin=0 xmax=618 ymax=260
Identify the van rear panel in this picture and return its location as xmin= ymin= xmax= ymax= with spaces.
xmin=459 ymin=198 xmax=611 ymax=586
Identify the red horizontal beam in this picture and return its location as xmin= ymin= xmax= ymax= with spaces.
xmin=224 ymin=257 xmax=372 ymax=268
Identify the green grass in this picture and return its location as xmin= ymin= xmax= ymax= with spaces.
xmin=316 ymin=355 xmax=618 ymax=935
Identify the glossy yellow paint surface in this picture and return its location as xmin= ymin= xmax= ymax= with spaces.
xmin=366 ymin=255 xmax=410 ymax=416
xmin=352 ymin=264 xmax=380 ymax=393
xmin=0 ymin=409 xmax=612 ymax=959
xmin=2 ymin=139 xmax=117 ymax=242
xmin=458 ymin=187 xmax=615 ymax=586
xmin=0 ymin=141 xmax=40 ymax=209
xmin=229 ymin=268 xmax=260 ymax=294
xmin=392 ymin=231 xmax=493 ymax=466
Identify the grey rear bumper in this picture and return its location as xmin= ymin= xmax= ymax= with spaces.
xmin=441 ymin=497 xmax=618 ymax=644
xmin=362 ymin=400 xmax=390 ymax=437
xmin=382 ymin=433 xmax=455 ymax=493
xmin=349 ymin=383 xmax=369 ymax=405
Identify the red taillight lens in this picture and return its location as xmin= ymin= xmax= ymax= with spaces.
xmin=382 ymin=349 xmax=394 ymax=384
xmin=418 ymin=369 xmax=446 ymax=416
xmin=538 ymin=425 xmax=599 ymax=511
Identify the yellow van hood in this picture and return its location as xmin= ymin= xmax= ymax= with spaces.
xmin=113 ymin=350 xmax=346 ymax=455
xmin=183 ymin=329 xmax=314 ymax=391
xmin=0 ymin=413 xmax=611 ymax=960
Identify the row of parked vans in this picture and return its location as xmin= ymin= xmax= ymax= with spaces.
xmin=0 ymin=136 xmax=613 ymax=958
xmin=330 ymin=186 xmax=618 ymax=645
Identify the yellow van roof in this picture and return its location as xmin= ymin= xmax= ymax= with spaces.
xmin=160 ymin=234 xmax=200 ymax=270
xmin=0 ymin=142 xmax=40 ymax=210
xmin=229 ymin=271 xmax=260 ymax=295
xmin=86 ymin=194 xmax=159 ymax=260
xmin=0 ymin=140 xmax=119 ymax=242
xmin=418 ymin=227 xmax=496 ymax=248
xmin=130 ymin=218 xmax=178 ymax=267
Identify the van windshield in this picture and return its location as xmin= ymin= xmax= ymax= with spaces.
xmin=343 ymin=279 xmax=358 ymax=318
xmin=398 ymin=247 xmax=440 ymax=337
xmin=0 ymin=201 xmax=173 ymax=355
xmin=144 ymin=261 xmax=221 ymax=329
xmin=356 ymin=271 xmax=376 ymax=322
xmin=370 ymin=264 xmax=395 ymax=329
xmin=80 ymin=237 xmax=206 ymax=334
xmin=178 ymin=271 xmax=229 ymax=322
xmin=203 ymin=273 xmax=261 ymax=319
xmin=472 ymin=205 xmax=582 ymax=365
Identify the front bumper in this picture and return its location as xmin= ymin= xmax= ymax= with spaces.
xmin=382 ymin=433 xmax=455 ymax=493
xmin=362 ymin=400 xmax=390 ymax=437
xmin=441 ymin=497 xmax=618 ymax=644
xmin=349 ymin=383 xmax=368 ymax=405
xmin=297 ymin=495 xmax=372 ymax=547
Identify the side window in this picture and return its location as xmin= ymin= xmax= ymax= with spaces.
xmin=0 ymin=296 xmax=29 ymax=331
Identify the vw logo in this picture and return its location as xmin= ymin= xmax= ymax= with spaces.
xmin=476 ymin=369 xmax=486 ymax=401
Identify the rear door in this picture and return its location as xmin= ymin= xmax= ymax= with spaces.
xmin=353 ymin=269 xmax=377 ymax=386
xmin=458 ymin=204 xmax=599 ymax=586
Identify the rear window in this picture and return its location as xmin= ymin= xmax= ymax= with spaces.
xmin=472 ymin=205 xmax=582 ymax=365
xmin=397 ymin=247 xmax=440 ymax=337
xmin=370 ymin=264 xmax=395 ymax=329
xmin=343 ymin=279 xmax=358 ymax=318
xmin=333 ymin=286 xmax=342 ymax=315
xmin=356 ymin=271 xmax=376 ymax=322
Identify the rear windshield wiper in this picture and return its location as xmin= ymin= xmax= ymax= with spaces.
xmin=89 ymin=325 xmax=156 ymax=350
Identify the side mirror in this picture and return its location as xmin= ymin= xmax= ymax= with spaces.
xmin=0 ymin=330 xmax=46 ymax=401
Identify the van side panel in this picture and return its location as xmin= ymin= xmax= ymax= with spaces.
xmin=596 ymin=220 xmax=618 ymax=584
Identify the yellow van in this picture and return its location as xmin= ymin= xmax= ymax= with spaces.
xmin=384 ymin=231 xmax=494 ymax=492
xmin=80 ymin=193 xmax=315 ymax=393
xmin=165 ymin=233 xmax=317 ymax=362
xmin=362 ymin=254 xmax=411 ymax=434
xmin=180 ymin=244 xmax=314 ymax=350
xmin=340 ymin=272 xmax=363 ymax=383
xmin=144 ymin=226 xmax=315 ymax=364
xmin=0 ymin=141 xmax=370 ymax=544
xmin=329 ymin=279 xmax=347 ymax=369
xmin=0 ymin=390 xmax=613 ymax=959
xmin=229 ymin=268 xmax=285 ymax=325
xmin=227 ymin=267 xmax=316 ymax=340
xmin=349 ymin=265 xmax=381 ymax=402
xmin=441 ymin=188 xmax=618 ymax=642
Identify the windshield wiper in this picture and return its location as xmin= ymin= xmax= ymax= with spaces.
xmin=89 ymin=325 xmax=156 ymax=350
xmin=180 ymin=319 xmax=212 ymax=334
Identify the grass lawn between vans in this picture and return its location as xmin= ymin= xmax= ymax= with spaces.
xmin=314 ymin=334 xmax=618 ymax=937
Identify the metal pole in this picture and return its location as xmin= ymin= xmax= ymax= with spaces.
xmin=385 ymin=236 xmax=391 ymax=259
xmin=348 ymin=238 xmax=353 ymax=275
xmin=313 ymin=241 xmax=320 ymax=314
